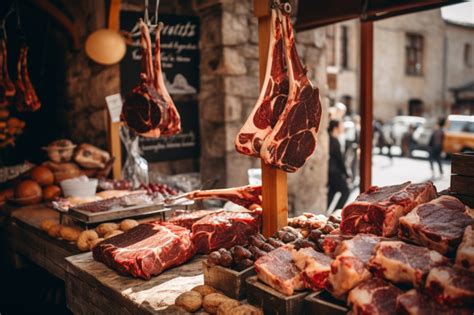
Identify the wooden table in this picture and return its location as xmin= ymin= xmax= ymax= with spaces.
xmin=5 ymin=205 xmax=80 ymax=280
xmin=65 ymin=253 xmax=205 ymax=314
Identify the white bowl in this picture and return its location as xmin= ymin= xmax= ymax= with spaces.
xmin=60 ymin=178 xmax=98 ymax=198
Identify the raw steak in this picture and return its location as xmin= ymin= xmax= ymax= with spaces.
xmin=191 ymin=211 xmax=261 ymax=254
xmin=368 ymin=241 xmax=449 ymax=286
xmin=235 ymin=8 xmax=288 ymax=157
xmin=326 ymin=234 xmax=380 ymax=297
xmin=0 ymin=38 xmax=15 ymax=106
xmin=396 ymin=289 xmax=472 ymax=315
xmin=292 ymin=247 xmax=333 ymax=290
xmin=254 ymin=245 xmax=305 ymax=296
xmin=167 ymin=209 xmax=221 ymax=230
xmin=15 ymin=45 xmax=41 ymax=112
xmin=321 ymin=234 xmax=352 ymax=258
xmin=184 ymin=185 xmax=262 ymax=209
xmin=399 ymin=195 xmax=473 ymax=255
xmin=260 ymin=10 xmax=322 ymax=173
xmin=456 ymin=226 xmax=474 ymax=272
xmin=93 ymin=222 xmax=195 ymax=280
xmin=425 ymin=266 xmax=474 ymax=307
xmin=340 ymin=181 xmax=437 ymax=237
xmin=348 ymin=277 xmax=403 ymax=315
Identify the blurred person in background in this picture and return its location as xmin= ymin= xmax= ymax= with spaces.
xmin=327 ymin=120 xmax=350 ymax=210
xmin=428 ymin=117 xmax=446 ymax=178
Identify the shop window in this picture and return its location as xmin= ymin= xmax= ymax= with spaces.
xmin=405 ymin=33 xmax=423 ymax=76
xmin=464 ymin=43 xmax=472 ymax=67
xmin=341 ymin=25 xmax=349 ymax=69
xmin=326 ymin=25 xmax=336 ymax=66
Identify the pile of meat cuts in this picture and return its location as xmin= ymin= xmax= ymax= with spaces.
xmin=235 ymin=6 xmax=322 ymax=172
xmin=93 ymin=185 xmax=262 ymax=279
xmin=247 ymin=181 xmax=474 ymax=314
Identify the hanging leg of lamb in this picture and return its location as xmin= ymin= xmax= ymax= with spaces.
xmin=260 ymin=10 xmax=322 ymax=172
xmin=235 ymin=9 xmax=288 ymax=157
xmin=183 ymin=185 xmax=262 ymax=209
xmin=153 ymin=23 xmax=181 ymax=136
xmin=121 ymin=20 xmax=166 ymax=138
xmin=0 ymin=39 xmax=15 ymax=107
xmin=15 ymin=45 xmax=41 ymax=112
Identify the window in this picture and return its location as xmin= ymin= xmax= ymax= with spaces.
xmin=341 ymin=25 xmax=349 ymax=69
xmin=326 ymin=25 xmax=336 ymax=66
xmin=405 ymin=33 xmax=423 ymax=76
xmin=464 ymin=43 xmax=472 ymax=67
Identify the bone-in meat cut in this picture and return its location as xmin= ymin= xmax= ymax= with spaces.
xmin=235 ymin=9 xmax=288 ymax=157
xmin=398 ymin=195 xmax=473 ymax=255
xmin=259 ymin=10 xmax=322 ymax=172
xmin=292 ymin=247 xmax=333 ymax=290
xmin=167 ymin=209 xmax=221 ymax=230
xmin=191 ymin=210 xmax=261 ymax=254
xmin=153 ymin=23 xmax=181 ymax=135
xmin=326 ymin=234 xmax=380 ymax=297
xmin=425 ymin=266 xmax=474 ymax=307
xmin=340 ymin=181 xmax=437 ymax=237
xmin=184 ymin=185 xmax=262 ymax=209
xmin=254 ymin=245 xmax=305 ymax=296
xmin=368 ymin=241 xmax=449 ymax=286
xmin=456 ymin=226 xmax=474 ymax=272
xmin=348 ymin=277 xmax=403 ymax=315
xmin=15 ymin=45 xmax=41 ymax=112
xmin=396 ymin=289 xmax=472 ymax=315
xmin=0 ymin=39 xmax=15 ymax=107
xmin=93 ymin=222 xmax=195 ymax=280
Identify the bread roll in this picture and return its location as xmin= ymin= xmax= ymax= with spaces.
xmin=59 ymin=226 xmax=82 ymax=241
xmin=120 ymin=219 xmax=139 ymax=231
xmin=96 ymin=222 xmax=119 ymax=236
xmin=77 ymin=230 xmax=99 ymax=251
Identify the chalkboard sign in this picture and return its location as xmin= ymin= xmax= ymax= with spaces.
xmin=120 ymin=12 xmax=201 ymax=162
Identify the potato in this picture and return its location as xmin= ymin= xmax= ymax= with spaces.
xmin=192 ymin=284 xmax=218 ymax=297
xmin=40 ymin=219 xmax=56 ymax=232
xmin=175 ymin=291 xmax=202 ymax=312
xmin=216 ymin=300 xmax=240 ymax=315
xmin=59 ymin=226 xmax=82 ymax=242
xmin=203 ymin=293 xmax=231 ymax=314
xmin=47 ymin=224 xmax=63 ymax=238
xmin=104 ymin=230 xmax=123 ymax=239
xmin=120 ymin=219 xmax=138 ymax=231
xmin=228 ymin=305 xmax=263 ymax=315
xmin=96 ymin=222 xmax=119 ymax=236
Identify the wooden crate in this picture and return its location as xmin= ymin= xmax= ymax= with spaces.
xmin=202 ymin=260 xmax=255 ymax=300
xmin=304 ymin=291 xmax=349 ymax=315
xmin=452 ymin=153 xmax=474 ymax=177
xmin=246 ymin=276 xmax=309 ymax=315
xmin=450 ymin=175 xmax=474 ymax=197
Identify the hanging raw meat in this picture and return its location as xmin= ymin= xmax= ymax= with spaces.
xmin=121 ymin=20 xmax=166 ymax=137
xmin=0 ymin=39 xmax=15 ymax=107
xmin=235 ymin=9 xmax=288 ymax=157
xmin=260 ymin=10 xmax=322 ymax=172
xmin=15 ymin=45 xmax=41 ymax=112
xmin=154 ymin=23 xmax=181 ymax=136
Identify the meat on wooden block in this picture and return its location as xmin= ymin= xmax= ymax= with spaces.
xmin=368 ymin=241 xmax=449 ymax=287
xmin=326 ymin=234 xmax=380 ymax=297
xmin=254 ymin=245 xmax=305 ymax=296
xmin=235 ymin=9 xmax=288 ymax=157
xmin=456 ymin=226 xmax=474 ymax=272
xmin=191 ymin=211 xmax=261 ymax=254
xmin=348 ymin=277 xmax=403 ymax=315
xmin=167 ymin=209 xmax=221 ymax=230
xmin=340 ymin=181 xmax=437 ymax=237
xmin=93 ymin=222 xmax=195 ymax=280
xmin=425 ymin=266 xmax=474 ymax=307
xmin=399 ymin=195 xmax=473 ymax=255
xmin=292 ymin=247 xmax=333 ymax=290
xmin=260 ymin=10 xmax=322 ymax=173
xmin=396 ymin=289 xmax=472 ymax=315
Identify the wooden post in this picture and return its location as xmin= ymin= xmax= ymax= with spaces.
xmin=359 ymin=20 xmax=373 ymax=192
xmin=254 ymin=0 xmax=288 ymax=237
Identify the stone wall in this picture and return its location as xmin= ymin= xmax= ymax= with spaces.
xmin=198 ymin=0 xmax=329 ymax=214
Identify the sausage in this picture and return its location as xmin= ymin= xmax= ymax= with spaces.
xmin=281 ymin=232 xmax=297 ymax=243
xmin=218 ymin=248 xmax=233 ymax=267
xmin=235 ymin=258 xmax=254 ymax=271
xmin=208 ymin=251 xmax=221 ymax=266
xmin=309 ymin=229 xmax=324 ymax=242
xmin=233 ymin=245 xmax=253 ymax=263
xmin=293 ymin=239 xmax=317 ymax=251
xmin=267 ymin=237 xmax=285 ymax=248
xmin=248 ymin=245 xmax=267 ymax=259
xmin=321 ymin=223 xmax=335 ymax=234
xmin=249 ymin=235 xmax=266 ymax=248
xmin=258 ymin=242 xmax=275 ymax=252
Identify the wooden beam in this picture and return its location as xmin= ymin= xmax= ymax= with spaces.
xmin=359 ymin=20 xmax=373 ymax=192
xmin=255 ymin=0 xmax=288 ymax=237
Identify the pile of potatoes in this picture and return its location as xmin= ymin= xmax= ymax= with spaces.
xmin=172 ymin=285 xmax=262 ymax=315
xmin=40 ymin=218 xmax=139 ymax=251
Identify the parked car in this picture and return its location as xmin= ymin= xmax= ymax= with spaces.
xmin=443 ymin=115 xmax=474 ymax=154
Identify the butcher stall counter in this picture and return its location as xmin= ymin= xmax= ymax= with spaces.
xmin=4 ymin=205 xmax=80 ymax=280
xmin=65 ymin=252 xmax=205 ymax=314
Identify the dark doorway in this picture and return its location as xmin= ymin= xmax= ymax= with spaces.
xmin=408 ymin=98 xmax=424 ymax=116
